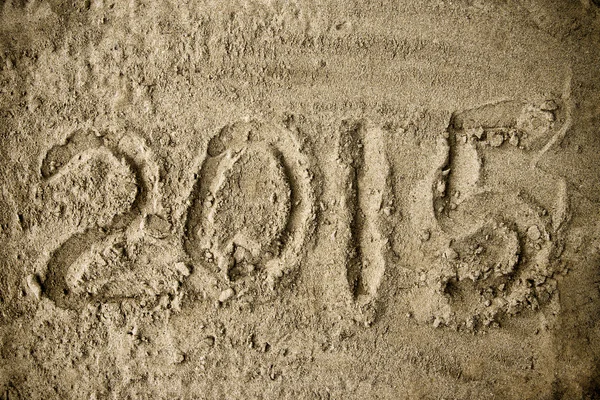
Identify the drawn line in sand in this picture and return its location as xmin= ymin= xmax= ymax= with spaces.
xmin=532 ymin=68 xmax=573 ymax=167
xmin=337 ymin=121 xmax=390 ymax=307
xmin=184 ymin=120 xmax=317 ymax=288
xmin=409 ymin=94 xmax=571 ymax=330
xmin=41 ymin=129 xmax=160 ymax=310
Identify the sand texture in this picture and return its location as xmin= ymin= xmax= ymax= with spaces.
xmin=1 ymin=0 xmax=600 ymax=398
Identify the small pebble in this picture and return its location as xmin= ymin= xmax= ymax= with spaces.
xmin=233 ymin=246 xmax=249 ymax=263
xmin=488 ymin=132 xmax=504 ymax=147
xmin=542 ymin=110 xmax=555 ymax=122
xmin=219 ymin=288 xmax=235 ymax=303
xmin=174 ymin=262 xmax=190 ymax=277
xmin=173 ymin=350 xmax=185 ymax=364
xmin=202 ymin=336 xmax=215 ymax=348
xmin=218 ymin=255 xmax=235 ymax=273
xmin=444 ymin=247 xmax=458 ymax=260
xmin=527 ymin=225 xmax=541 ymax=241
xmin=436 ymin=180 xmax=446 ymax=194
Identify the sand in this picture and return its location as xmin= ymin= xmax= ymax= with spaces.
xmin=1 ymin=0 xmax=600 ymax=398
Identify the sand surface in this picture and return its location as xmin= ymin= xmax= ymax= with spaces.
xmin=1 ymin=1 xmax=600 ymax=398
